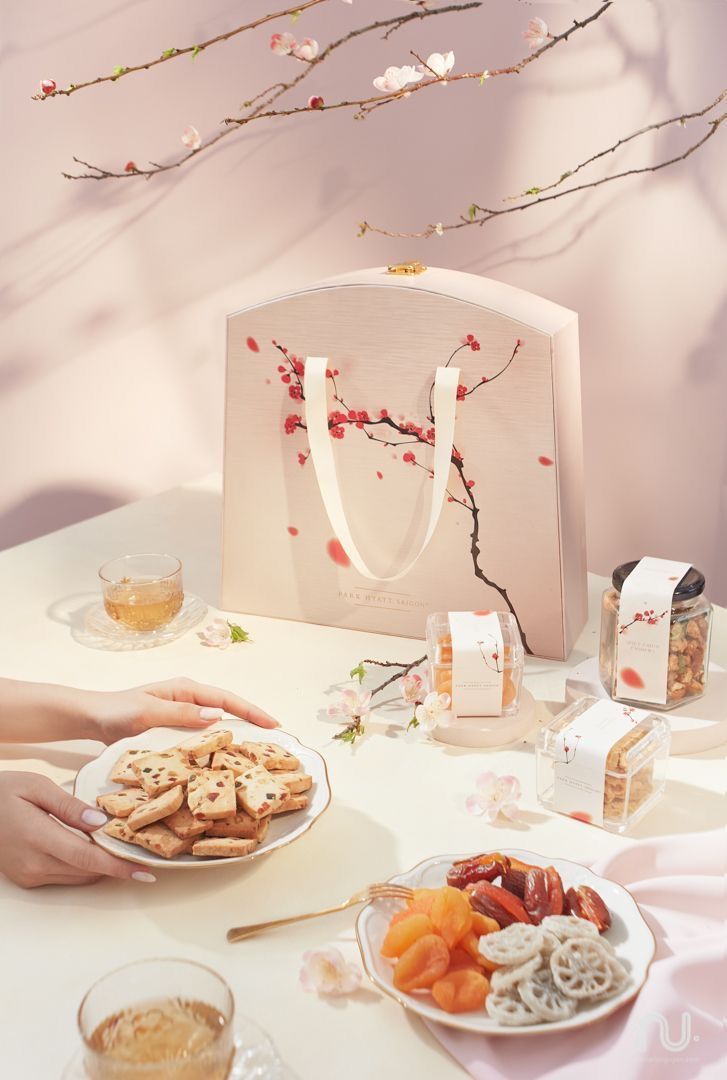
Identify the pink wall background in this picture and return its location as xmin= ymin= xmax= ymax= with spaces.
xmin=2 ymin=0 xmax=726 ymax=600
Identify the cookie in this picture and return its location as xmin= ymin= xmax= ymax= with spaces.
xmin=271 ymin=793 xmax=308 ymax=814
xmin=109 ymin=749 xmax=150 ymax=787
xmin=210 ymin=748 xmax=255 ymax=776
xmin=96 ymin=788 xmax=149 ymax=818
xmin=131 ymin=822 xmax=193 ymax=859
xmin=234 ymin=764 xmax=290 ymax=819
xmin=191 ymin=837 xmax=258 ymax=858
xmin=178 ymin=729 xmax=233 ymax=762
xmin=126 ymin=784 xmax=184 ymax=832
xmin=274 ymin=770 xmax=312 ymax=795
xmin=187 ymin=768 xmax=237 ymax=820
xmin=131 ymin=750 xmax=194 ymax=797
xmin=234 ymin=742 xmax=300 ymax=771
xmin=204 ymin=812 xmax=270 ymax=841
xmin=163 ymin=804 xmax=210 ymax=839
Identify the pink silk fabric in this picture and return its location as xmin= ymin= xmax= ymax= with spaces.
xmin=424 ymin=831 xmax=726 ymax=1078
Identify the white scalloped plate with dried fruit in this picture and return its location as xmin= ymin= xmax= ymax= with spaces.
xmin=74 ymin=722 xmax=331 ymax=869
xmin=356 ymin=849 xmax=655 ymax=1036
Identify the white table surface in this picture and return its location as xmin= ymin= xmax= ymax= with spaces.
xmin=1 ymin=474 xmax=725 ymax=1080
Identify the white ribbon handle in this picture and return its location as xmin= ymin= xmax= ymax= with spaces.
xmin=303 ymin=356 xmax=460 ymax=581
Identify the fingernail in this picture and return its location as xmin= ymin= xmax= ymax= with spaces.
xmin=82 ymin=809 xmax=108 ymax=828
xmin=199 ymin=707 xmax=224 ymax=721
xmin=132 ymin=871 xmax=157 ymax=883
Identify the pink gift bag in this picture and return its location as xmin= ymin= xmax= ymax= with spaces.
xmin=222 ymin=265 xmax=586 ymax=659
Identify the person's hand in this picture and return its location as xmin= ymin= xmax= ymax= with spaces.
xmin=82 ymin=677 xmax=279 ymax=744
xmin=0 ymin=772 xmax=157 ymax=889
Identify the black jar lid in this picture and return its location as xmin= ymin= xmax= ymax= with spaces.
xmin=612 ymin=560 xmax=706 ymax=600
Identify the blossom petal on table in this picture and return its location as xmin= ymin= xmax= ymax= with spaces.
xmin=199 ymin=618 xmax=233 ymax=648
xmin=300 ymin=948 xmax=362 ymax=995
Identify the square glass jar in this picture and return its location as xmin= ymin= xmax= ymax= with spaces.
xmin=536 ymin=696 xmax=670 ymax=833
xmin=426 ymin=611 xmax=524 ymax=718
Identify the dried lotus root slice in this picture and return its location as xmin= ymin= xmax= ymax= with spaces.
xmin=479 ymin=924 xmax=544 ymax=967
xmin=550 ymin=938 xmax=613 ymax=1000
xmin=540 ymin=930 xmax=560 ymax=955
xmin=486 ymin=988 xmax=539 ymax=1027
xmin=518 ymin=967 xmax=577 ymax=1022
xmin=591 ymin=954 xmax=630 ymax=1000
xmin=541 ymin=915 xmax=600 ymax=942
xmin=490 ymin=954 xmax=543 ymax=994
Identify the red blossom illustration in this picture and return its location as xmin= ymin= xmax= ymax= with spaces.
xmin=269 ymin=334 xmax=531 ymax=651
xmin=558 ymin=733 xmax=582 ymax=765
xmin=619 ymin=608 xmax=668 ymax=634
xmin=477 ymin=635 xmax=502 ymax=673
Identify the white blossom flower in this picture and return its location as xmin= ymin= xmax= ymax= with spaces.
xmin=401 ymin=672 xmax=426 ymax=704
xmin=434 ymin=222 xmax=444 ymax=236
xmin=293 ymin=37 xmax=319 ymax=61
xmin=373 ymin=65 xmax=423 ymax=93
xmin=300 ymin=948 xmax=361 ymax=995
xmin=270 ymin=32 xmax=297 ymax=56
xmin=465 ymin=772 xmax=522 ymax=822
xmin=414 ymin=691 xmax=451 ymax=732
xmin=421 ymin=51 xmax=455 ymax=80
xmin=199 ymin=618 xmax=233 ymax=648
xmin=522 ymin=17 xmax=551 ymax=51
xmin=327 ymin=687 xmax=372 ymax=720
xmin=181 ymin=125 xmax=201 ymax=150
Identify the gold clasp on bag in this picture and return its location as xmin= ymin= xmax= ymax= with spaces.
xmin=386 ymin=261 xmax=427 ymax=276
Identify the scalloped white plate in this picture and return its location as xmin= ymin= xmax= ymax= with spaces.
xmin=356 ymin=849 xmax=655 ymax=1036
xmin=74 ymin=722 xmax=331 ymax=869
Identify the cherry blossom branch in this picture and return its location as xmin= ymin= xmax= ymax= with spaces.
xmin=32 ymin=0 xmax=330 ymax=100
xmin=60 ymin=1 xmax=481 ymax=180
xmin=360 ymin=91 xmax=727 ymax=238
xmin=365 ymin=657 xmax=428 ymax=700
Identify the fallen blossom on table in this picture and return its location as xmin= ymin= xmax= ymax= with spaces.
xmin=522 ymin=17 xmax=552 ymax=50
xmin=198 ymin=618 xmax=250 ymax=648
xmin=420 ymin=51 xmax=455 ymax=80
xmin=181 ymin=125 xmax=201 ymax=150
xmin=413 ymin=691 xmax=452 ymax=732
xmin=373 ymin=65 xmax=423 ymax=93
xmin=300 ymin=948 xmax=362 ymax=996
xmin=465 ymin=772 xmax=522 ymax=822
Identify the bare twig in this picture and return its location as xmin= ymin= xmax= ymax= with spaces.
xmin=369 ymin=657 xmax=427 ymax=700
xmin=360 ymin=93 xmax=726 ymax=238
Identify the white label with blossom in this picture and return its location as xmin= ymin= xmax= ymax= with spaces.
xmin=552 ymin=699 xmax=650 ymax=826
xmin=448 ymin=610 xmax=504 ymax=717
xmin=615 ymin=557 xmax=691 ymax=705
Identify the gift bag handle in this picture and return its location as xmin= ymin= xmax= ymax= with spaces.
xmin=304 ymin=356 xmax=460 ymax=581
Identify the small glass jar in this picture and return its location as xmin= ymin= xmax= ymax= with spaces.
xmin=426 ymin=611 xmax=524 ymax=718
xmin=536 ymin=696 xmax=670 ymax=833
xmin=599 ymin=561 xmax=712 ymax=710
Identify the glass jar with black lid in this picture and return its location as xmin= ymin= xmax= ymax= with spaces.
xmin=599 ymin=561 xmax=712 ymax=709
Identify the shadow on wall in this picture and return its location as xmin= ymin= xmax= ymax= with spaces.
xmin=0 ymin=485 xmax=132 ymax=550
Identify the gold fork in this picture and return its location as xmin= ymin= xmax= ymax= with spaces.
xmin=226 ymin=882 xmax=414 ymax=943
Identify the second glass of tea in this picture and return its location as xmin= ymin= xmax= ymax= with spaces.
xmin=78 ymin=958 xmax=235 ymax=1080
xmin=99 ymin=554 xmax=184 ymax=632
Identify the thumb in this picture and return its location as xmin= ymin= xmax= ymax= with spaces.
xmin=25 ymin=775 xmax=108 ymax=833
xmin=142 ymin=699 xmax=225 ymax=731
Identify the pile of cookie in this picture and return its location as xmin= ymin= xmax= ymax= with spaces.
xmin=481 ymin=917 xmax=630 ymax=1026
xmin=97 ymin=730 xmax=312 ymax=859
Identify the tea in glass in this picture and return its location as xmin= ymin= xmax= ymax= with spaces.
xmin=99 ymin=554 xmax=183 ymax=631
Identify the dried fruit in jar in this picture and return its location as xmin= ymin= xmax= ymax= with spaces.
xmin=432 ymin=969 xmax=490 ymax=1014
xmin=667 ymin=615 xmax=708 ymax=702
xmin=380 ymin=913 xmax=434 ymax=959
xmin=393 ymin=934 xmax=450 ymax=993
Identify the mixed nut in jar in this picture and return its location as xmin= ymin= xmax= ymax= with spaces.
xmin=599 ymin=558 xmax=712 ymax=710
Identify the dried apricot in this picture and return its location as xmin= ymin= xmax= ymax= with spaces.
xmin=393 ymin=934 xmax=450 ymax=993
xmin=430 ymin=886 xmax=473 ymax=948
xmin=448 ymin=948 xmax=481 ymax=973
xmin=407 ymin=888 xmax=439 ymax=917
xmin=381 ymin=913 xmax=434 ymax=959
xmin=432 ymin=969 xmax=489 ymax=1014
xmin=458 ymin=930 xmax=499 ymax=972
xmin=471 ymin=911 xmax=500 ymax=937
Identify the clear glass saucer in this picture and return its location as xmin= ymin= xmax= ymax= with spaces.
xmin=61 ymin=1018 xmax=299 ymax=1078
xmin=75 ymin=594 xmax=207 ymax=652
